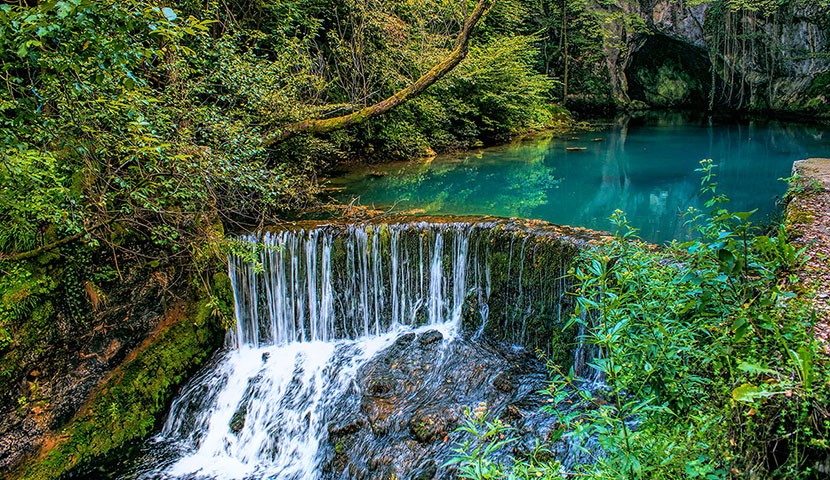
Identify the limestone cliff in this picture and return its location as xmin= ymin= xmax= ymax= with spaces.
xmin=597 ymin=0 xmax=828 ymax=115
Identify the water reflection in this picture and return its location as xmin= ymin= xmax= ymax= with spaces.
xmin=330 ymin=112 xmax=830 ymax=244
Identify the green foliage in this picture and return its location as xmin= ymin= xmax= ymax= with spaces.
xmin=522 ymin=0 xmax=618 ymax=102
xmin=0 ymin=263 xmax=57 ymax=352
xmin=0 ymin=0 xmax=574 ymax=266
xmin=0 ymin=0 xmax=322 ymax=421
xmin=0 ymin=149 xmax=73 ymax=253
xmin=782 ymin=173 xmax=825 ymax=199
xmin=447 ymin=404 xmax=564 ymax=480
xmin=445 ymin=35 xmax=560 ymax=136
xmin=530 ymin=160 xmax=828 ymax=478
xmin=205 ymin=271 xmax=236 ymax=330
xmin=367 ymin=33 xmax=562 ymax=158
xmin=0 ymin=240 xmax=109 ymax=407
xmin=449 ymin=160 xmax=827 ymax=478
xmin=0 ymin=0 xmax=316 ymax=264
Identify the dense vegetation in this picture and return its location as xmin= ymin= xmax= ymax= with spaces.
xmin=0 ymin=0 xmax=564 ymax=414
xmin=451 ymin=163 xmax=829 ymax=478
xmin=0 ymin=0 xmax=828 ymax=478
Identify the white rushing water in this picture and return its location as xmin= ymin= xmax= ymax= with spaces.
xmin=148 ymin=222 xmax=585 ymax=479
xmin=226 ymin=224 xmax=488 ymax=348
xmin=160 ymin=330 xmax=428 ymax=479
xmin=152 ymin=224 xmax=491 ymax=479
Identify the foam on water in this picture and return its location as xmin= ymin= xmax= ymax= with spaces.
xmin=144 ymin=223 xmax=591 ymax=478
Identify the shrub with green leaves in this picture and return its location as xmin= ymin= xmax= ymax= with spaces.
xmin=451 ymin=160 xmax=829 ymax=479
xmin=447 ymin=404 xmax=564 ymax=480
xmin=544 ymin=160 xmax=828 ymax=479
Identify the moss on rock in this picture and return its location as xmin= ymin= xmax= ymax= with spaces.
xmin=12 ymin=297 xmax=225 ymax=480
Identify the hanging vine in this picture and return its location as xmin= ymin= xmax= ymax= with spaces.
xmin=700 ymin=0 xmax=829 ymax=111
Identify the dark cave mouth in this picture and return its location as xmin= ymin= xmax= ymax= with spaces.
xmin=626 ymin=34 xmax=714 ymax=109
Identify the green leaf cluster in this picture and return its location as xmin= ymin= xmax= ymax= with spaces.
xmin=447 ymin=404 xmax=564 ymax=480
xmin=531 ymin=161 xmax=828 ymax=479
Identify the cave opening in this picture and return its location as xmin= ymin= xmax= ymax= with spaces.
xmin=626 ymin=34 xmax=715 ymax=110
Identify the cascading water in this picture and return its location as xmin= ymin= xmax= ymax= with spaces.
xmin=156 ymin=335 xmax=404 ymax=479
xmin=227 ymin=223 xmax=485 ymax=348
xmin=131 ymin=221 xmax=596 ymax=480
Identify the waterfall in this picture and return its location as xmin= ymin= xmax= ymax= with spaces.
xmin=145 ymin=221 xmax=591 ymax=480
xmin=226 ymin=223 xmax=492 ymax=348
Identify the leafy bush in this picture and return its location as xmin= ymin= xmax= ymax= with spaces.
xmin=451 ymin=160 xmax=829 ymax=479
xmin=546 ymin=160 xmax=827 ymax=478
xmin=447 ymin=403 xmax=564 ymax=480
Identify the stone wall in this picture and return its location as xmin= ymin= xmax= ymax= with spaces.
xmin=786 ymin=158 xmax=830 ymax=355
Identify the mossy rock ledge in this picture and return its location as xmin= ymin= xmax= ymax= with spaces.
xmin=266 ymin=215 xmax=611 ymax=365
xmin=7 ymin=295 xmax=225 ymax=480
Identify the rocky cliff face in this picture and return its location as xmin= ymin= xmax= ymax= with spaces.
xmin=600 ymin=0 xmax=829 ymax=115
xmin=0 ymin=256 xmax=228 ymax=480
xmin=0 ymin=259 xmax=172 ymax=474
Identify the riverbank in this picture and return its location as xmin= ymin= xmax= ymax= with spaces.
xmin=787 ymin=158 xmax=830 ymax=354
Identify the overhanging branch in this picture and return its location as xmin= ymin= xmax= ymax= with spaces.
xmin=262 ymin=0 xmax=494 ymax=145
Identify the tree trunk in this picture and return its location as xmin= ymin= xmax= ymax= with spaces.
xmin=262 ymin=0 xmax=493 ymax=145
xmin=562 ymin=0 xmax=569 ymax=102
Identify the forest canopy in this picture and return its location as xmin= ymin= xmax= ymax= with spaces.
xmin=4 ymin=0 xmax=827 ymax=262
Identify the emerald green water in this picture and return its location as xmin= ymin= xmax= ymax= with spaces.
xmin=329 ymin=113 xmax=830 ymax=244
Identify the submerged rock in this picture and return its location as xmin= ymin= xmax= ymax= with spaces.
xmin=418 ymin=330 xmax=443 ymax=346
xmin=317 ymin=331 xmax=561 ymax=480
xmin=492 ymin=370 xmax=517 ymax=393
xmin=408 ymin=405 xmax=458 ymax=443
xmin=411 ymin=459 xmax=437 ymax=480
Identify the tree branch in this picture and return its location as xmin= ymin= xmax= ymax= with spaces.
xmin=262 ymin=0 xmax=494 ymax=145
xmin=2 ymin=220 xmax=113 ymax=263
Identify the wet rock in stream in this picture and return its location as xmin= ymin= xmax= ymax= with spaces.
xmin=319 ymin=330 xmax=560 ymax=480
